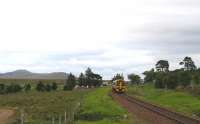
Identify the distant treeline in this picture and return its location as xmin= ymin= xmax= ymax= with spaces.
xmin=143 ymin=56 xmax=200 ymax=90
xmin=0 ymin=82 xmax=58 ymax=94
xmin=111 ymin=56 xmax=200 ymax=94
xmin=0 ymin=79 xmax=65 ymax=84
xmin=0 ymin=68 xmax=103 ymax=94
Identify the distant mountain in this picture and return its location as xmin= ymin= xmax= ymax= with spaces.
xmin=0 ymin=70 xmax=68 ymax=79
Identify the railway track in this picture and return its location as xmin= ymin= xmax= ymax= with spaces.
xmin=119 ymin=93 xmax=200 ymax=124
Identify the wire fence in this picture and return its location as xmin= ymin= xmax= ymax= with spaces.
xmin=10 ymin=101 xmax=82 ymax=124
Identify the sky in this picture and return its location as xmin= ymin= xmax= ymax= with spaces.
xmin=0 ymin=0 xmax=200 ymax=79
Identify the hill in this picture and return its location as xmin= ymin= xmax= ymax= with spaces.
xmin=0 ymin=70 xmax=68 ymax=79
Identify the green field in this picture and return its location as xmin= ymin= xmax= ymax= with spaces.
xmin=128 ymin=84 xmax=200 ymax=118
xmin=0 ymin=87 xmax=135 ymax=124
xmin=76 ymin=88 xmax=134 ymax=124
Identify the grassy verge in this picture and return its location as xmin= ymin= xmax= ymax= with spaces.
xmin=128 ymin=84 xmax=200 ymax=118
xmin=76 ymin=87 xmax=134 ymax=124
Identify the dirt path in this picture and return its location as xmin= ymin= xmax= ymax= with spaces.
xmin=0 ymin=109 xmax=15 ymax=124
xmin=112 ymin=93 xmax=179 ymax=124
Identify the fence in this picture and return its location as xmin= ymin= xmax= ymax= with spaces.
xmin=11 ymin=101 xmax=82 ymax=124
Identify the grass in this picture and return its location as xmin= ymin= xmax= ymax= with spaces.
xmin=76 ymin=87 xmax=134 ymax=124
xmin=0 ymin=85 xmax=136 ymax=124
xmin=128 ymin=84 xmax=200 ymax=118
xmin=0 ymin=90 xmax=89 ymax=124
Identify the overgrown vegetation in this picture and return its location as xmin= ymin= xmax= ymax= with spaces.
xmin=0 ymin=90 xmax=89 ymax=124
xmin=143 ymin=56 xmax=200 ymax=92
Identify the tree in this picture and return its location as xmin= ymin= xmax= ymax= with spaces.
xmin=192 ymin=74 xmax=200 ymax=85
xmin=51 ymin=82 xmax=58 ymax=91
xmin=78 ymin=73 xmax=86 ymax=86
xmin=91 ymin=73 xmax=102 ymax=86
xmin=84 ymin=68 xmax=103 ymax=87
xmin=85 ymin=68 xmax=93 ymax=86
xmin=5 ymin=84 xmax=22 ymax=93
xmin=180 ymin=56 xmax=196 ymax=71
xmin=156 ymin=60 xmax=169 ymax=72
xmin=24 ymin=84 xmax=31 ymax=92
xmin=112 ymin=73 xmax=124 ymax=81
xmin=36 ymin=81 xmax=46 ymax=92
xmin=164 ymin=73 xmax=178 ymax=89
xmin=64 ymin=73 xmax=76 ymax=90
xmin=128 ymin=73 xmax=141 ymax=85
xmin=45 ymin=84 xmax=52 ymax=92
xmin=0 ymin=84 xmax=5 ymax=94
xmin=143 ymin=68 xmax=155 ymax=83
xmin=177 ymin=71 xmax=192 ymax=87
xmin=154 ymin=72 xmax=166 ymax=89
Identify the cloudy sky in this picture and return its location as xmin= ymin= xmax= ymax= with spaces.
xmin=0 ymin=0 xmax=200 ymax=79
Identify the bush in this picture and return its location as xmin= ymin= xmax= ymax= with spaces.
xmin=155 ymin=73 xmax=166 ymax=89
xmin=51 ymin=82 xmax=57 ymax=91
xmin=178 ymin=71 xmax=192 ymax=87
xmin=165 ymin=73 xmax=178 ymax=89
xmin=24 ymin=84 xmax=31 ymax=92
xmin=64 ymin=73 xmax=76 ymax=91
xmin=45 ymin=84 xmax=52 ymax=92
xmin=36 ymin=81 xmax=46 ymax=92
xmin=5 ymin=84 xmax=22 ymax=93
xmin=0 ymin=84 xmax=5 ymax=94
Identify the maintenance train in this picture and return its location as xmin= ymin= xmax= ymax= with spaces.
xmin=112 ymin=79 xmax=127 ymax=93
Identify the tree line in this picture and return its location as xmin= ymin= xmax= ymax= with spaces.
xmin=36 ymin=68 xmax=103 ymax=92
xmin=0 ymin=82 xmax=58 ymax=94
xmin=63 ymin=67 xmax=103 ymax=90
xmin=0 ymin=83 xmax=31 ymax=94
xmin=143 ymin=56 xmax=200 ymax=89
xmin=0 ymin=68 xmax=103 ymax=94
xmin=116 ymin=56 xmax=200 ymax=89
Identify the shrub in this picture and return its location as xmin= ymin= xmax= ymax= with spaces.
xmin=45 ymin=84 xmax=52 ymax=92
xmin=36 ymin=81 xmax=46 ymax=92
xmin=0 ymin=84 xmax=5 ymax=94
xmin=51 ymin=82 xmax=57 ymax=91
xmin=24 ymin=84 xmax=31 ymax=92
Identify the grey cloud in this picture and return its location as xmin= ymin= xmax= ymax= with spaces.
xmin=46 ymin=50 xmax=105 ymax=61
xmin=121 ymin=17 xmax=200 ymax=55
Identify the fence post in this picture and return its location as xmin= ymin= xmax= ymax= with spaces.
xmin=20 ymin=109 xmax=24 ymax=124
xmin=52 ymin=116 xmax=55 ymax=124
xmin=59 ymin=115 xmax=61 ymax=124
xmin=64 ymin=111 xmax=67 ymax=124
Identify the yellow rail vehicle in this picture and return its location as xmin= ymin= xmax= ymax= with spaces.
xmin=112 ymin=79 xmax=127 ymax=93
